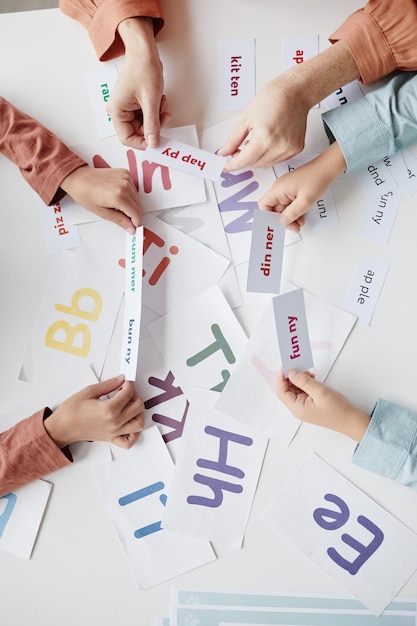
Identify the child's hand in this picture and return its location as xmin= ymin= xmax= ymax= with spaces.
xmin=276 ymin=369 xmax=370 ymax=442
xmin=44 ymin=376 xmax=144 ymax=449
xmin=258 ymin=142 xmax=346 ymax=233
xmin=60 ymin=165 xmax=142 ymax=234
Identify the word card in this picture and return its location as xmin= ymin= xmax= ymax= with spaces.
xmin=344 ymin=255 xmax=390 ymax=326
xmin=247 ymin=209 xmax=285 ymax=294
xmin=136 ymin=336 xmax=190 ymax=462
xmin=19 ymin=250 xmax=123 ymax=385
xmin=382 ymin=152 xmax=417 ymax=197
xmin=145 ymin=136 xmax=227 ymax=181
xmin=401 ymin=149 xmax=417 ymax=195
xmin=162 ymin=388 xmax=268 ymax=547
xmin=324 ymin=79 xmax=364 ymax=109
xmin=120 ymin=227 xmax=143 ymax=380
xmin=35 ymin=195 xmax=81 ymax=254
xmin=70 ymin=126 xmax=206 ymax=216
xmin=93 ymin=427 xmax=216 ymax=590
xmin=274 ymin=153 xmax=339 ymax=229
xmin=85 ymin=62 xmax=118 ymax=138
xmin=142 ymin=213 xmax=229 ymax=315
xmin=218 ymin=38 xmax=255 ymax=111
xmin=147 ymin=284 xmax=248 ymax=398
xmin=216 ymin=285 xmax=356 ymax=444
xmin=261 ymin=453 xmax=417 ymax=615
xmin=355 ymin=158 xmax=398 ymax=199
xmin=273 ymin=288 xmax=314 ymax=376
xmin=358 ymin=188 xmax=402 ymax=245
xmin=0 ymin=480 xmax=52 ymax=559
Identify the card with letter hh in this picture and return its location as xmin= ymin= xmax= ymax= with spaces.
xmin=273 ymin=288 xmax=314 ymax=376
xmin=247 ymin=209 xmax=285 ymax=294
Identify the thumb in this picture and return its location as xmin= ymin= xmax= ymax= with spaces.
xmin=88 ymin=374 xmax=126 ymax=399
xmin=287 ymin=369 xmax=320 ymax=396
xmin=142 ymin=100 xmax=161 ymax=148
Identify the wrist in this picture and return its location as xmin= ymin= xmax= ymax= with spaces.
xmin=340 ymin=409 xmax=371 ymax=443
xmin=117 ymin=16 xmax=155 ymax=53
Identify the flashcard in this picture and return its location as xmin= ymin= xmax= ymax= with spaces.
xmin=142 ymin=213 xmax=229 ymax=315
xmin=159 ymin=181 xmax=242 ymax=309
xmin=273 ymin=288 xmax=314 ymax=376
xmin=145 ymin=136 xmax=227 ymax=181
xmin=247 ymin=209 xmax=285 ymax=294
xmin=215 ymin=285 xmax=356 ymax=444
xmin=70 ymin=126 xmax=206 ymax=218
xmin=162 ymin=388 xmax=268 ymax=547
xmin=0 ymin=480 xmax=52 ymax=559
xmin=324 ymin=80 xmax=363 ymax=109
xmin=261 ymin=453 xmax=417 ymax=615
xmin=136 ymin=336 xmax=190 ymax=462
xmin=92 ymin=426 xmax=216 ymax=590
xmin=401 ymin=149 xmax=417 ymax=195
xmin=382 ymin=152 xmax=416 ymax=197
xmin=0 ymin=365 xmax=111 ymax=467
xmin=19 ymin=250 xmax=123 ymax=385
xmin=120 ymin=227 xmax=143 ymax=380
xmin=344 ymin=255 xmax=390 ymax=326
xmin=358 ymin=188 xmax=402 ymax=245
xmin=35 ymin=195 xmax=81 ymax=254
xmin=218 ymin=38 xmax=255 ymax=111
xmin=201 ymin=118 xmax=289 ymax=266
xmin=85 ymin=62 xmax=118 ymax=138
xmin=274 ymin=153 xmax=339 ymax=229
xmin=147 ymin=284 xmax=248 ymax=398
xmin=171 ymin=588 xmax=417 ymax=626
xmin=355 ymin=158 xmax=398 ymax=199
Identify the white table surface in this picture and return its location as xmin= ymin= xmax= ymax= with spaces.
xmin=1 ymin=2 xmax=417 ymax=624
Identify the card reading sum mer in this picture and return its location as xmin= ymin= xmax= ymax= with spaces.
xmin=247 ymin=209 xmax=285 ymax=294
xmin=273 ymin=288 xmax=314 ymax=376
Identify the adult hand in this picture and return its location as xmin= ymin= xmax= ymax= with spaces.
xmin=108 ymin=17 xmax=171 ymax=150
xmin=44 ymin=375 xmax=144 ymax=449
xmin=276 ymin=369 xmax=370 ymax=442
xmin=60 ymin=164 xmax=142 ymax=234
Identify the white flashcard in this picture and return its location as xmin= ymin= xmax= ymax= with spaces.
xmin=261 ymin=453 xmax=417 ymax=615
xmin=136 ymin=336 xmax=190 ymax=462
xmin=142 ymin=213 xmax=229 ymax=315
xmin=344 ymin=255 xmax=389 ymax=326
xmin=93 ymin=427 xmax=216 ymax=590
xmin=145 ymin=136 xmax=227 ymax=181
xmin=19 ymin=250 xmax=123 ymax=385
xmin=401 ymin=149 xmax=417 ymax=195
xmin=71 ymin=126 xmax=206 ymax=216
xmin=0 ymin=365 xmax=111 ymax=468
xmin=324 ymin=80 xmax=363 ymax=109
xmin=282 ymin=36 xmax=319 ymax=108
xmin=273 ymin=288 xmax=314 ymax=376
xmin=274 ymin=153 xmax=339 ymax=229
xmin=85 ymin=62 xmax=118 ymax=138
xmin=215 ymin=285 xmax=356 ymax=444
xmin=120 ymin=227 xmax=143 ymax=380
xmin=35 ymin=195 xmax=81 ymax=254
xmin=0 ymin=480 xmax=52 ymax=559
xmin=354 ymin=158 xmax=398 ymax=199
xmin=162 ymin=388 xmax=268 ymax=548
xmin=147 ymin=284 xmax=248 ymax=399
xmin=159 ymin=180 xmax=242 ymax=309
xmin=358 ymin=188 xmax=402 ymax=245
xmin=382 ymin=152 xmax=416 ymax=197
xmin=247 ymin=209 xmax=285 ymax=294
xmin=218 ymin=38 xmax=256 ymax=111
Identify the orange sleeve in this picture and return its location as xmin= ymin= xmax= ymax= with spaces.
xmin=0 ymin=409 xmax=72 ymax=497
xmin=60 ymin=0 xmax=164 ymax=61
xmin=0 ymin=97 xmax=86 ymax=205
xmin=329 ymin=0 xmax=417 ymax=85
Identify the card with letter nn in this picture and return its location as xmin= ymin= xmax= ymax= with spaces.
xmin=145 ymin=136 xmax=227 ymax=181
xmin=273 ymin=288 xmax=314 ymax=376
xmin=247 ymin=209 xmax=285 ymax=294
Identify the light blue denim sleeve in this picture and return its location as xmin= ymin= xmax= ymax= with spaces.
xmin=352 ymin=398 xmax=417 ymax=491
xmin=322 ymin=71 xmax=417 ymax=173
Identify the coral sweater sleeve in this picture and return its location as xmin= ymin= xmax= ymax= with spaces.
xmin=0 ymin=410 xmax=72 ymax=497
xmin=329 ymin=0 xmax=417 ymax=85
xmin=0 ymin=97 xmax=86 ymax=206
xmin=59 ymin=0 xmax=164 ymax=61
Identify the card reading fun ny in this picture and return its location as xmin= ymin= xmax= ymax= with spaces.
xmin=273 ymin=288 xmax=314 ymax=376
